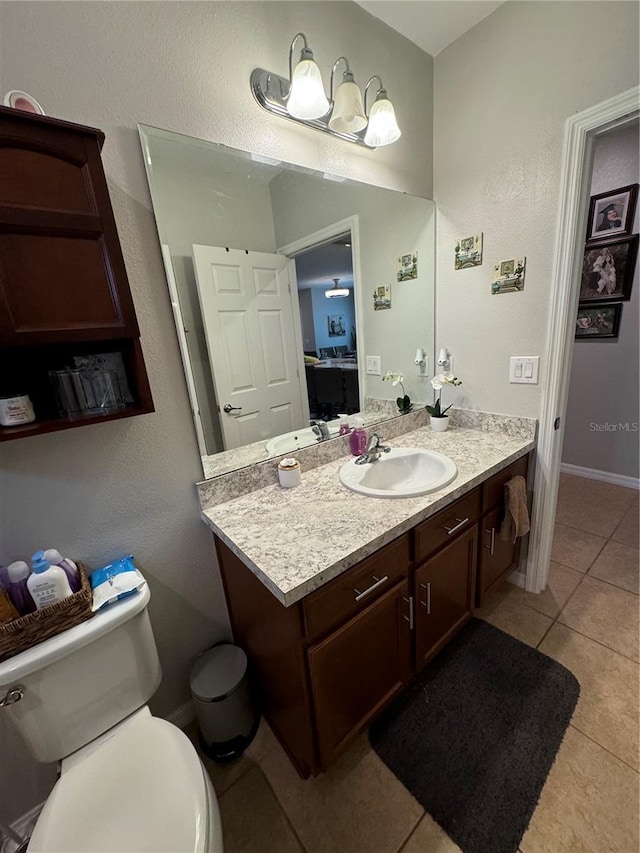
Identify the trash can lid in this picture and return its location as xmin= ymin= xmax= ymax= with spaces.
xmin=190 ymin=643 xmax=248 ymax=701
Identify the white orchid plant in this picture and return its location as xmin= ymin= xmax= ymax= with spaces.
xmin=426 ymin=372 xmax=462 ymax=418
xmin=383 ymin=371 xmax=413 ymax=414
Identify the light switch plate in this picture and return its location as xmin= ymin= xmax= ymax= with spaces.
xmin=366 ymin=356 xmax=381 ymax=375
xmin=509 ymin=356 xmax=540 ymax=384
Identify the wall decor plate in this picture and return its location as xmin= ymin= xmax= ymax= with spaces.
xmin=374 ymin=284 xmax=391 ymax=310
xmin=491 ymin=257 xmax=526 ymax=294
xmin=455 ymin=233 xmax=483 ymax=269
xmin=580 ymin=235 xmax=637 ymax=302
xmin=575 ymin=301 xmax=621 ymax=339
xmin=397 ymin=252 xmax=418 ymax=281
xmin=586 ymin=183 xmax=638 ymax=242
xmin=3 ymin=90 xmax=45 ymax=115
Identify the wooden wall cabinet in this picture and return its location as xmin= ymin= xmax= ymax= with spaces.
xmin=0 ymin=106 xmax=153 ymax=440
xmin=215 ymin=454 xmax=529 ymax=777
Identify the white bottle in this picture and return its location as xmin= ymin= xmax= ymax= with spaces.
xmin=43 ymin=548 xmax=80 ymax=593
xmin=27 ymin=552 xmax=73 ymax=610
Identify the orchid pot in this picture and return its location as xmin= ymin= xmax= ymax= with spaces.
xmin=426 ymin=372 xmax=462 ymax=431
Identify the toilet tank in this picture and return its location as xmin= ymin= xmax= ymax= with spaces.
xmin=0 ymin=584 xmax=161 ymax=763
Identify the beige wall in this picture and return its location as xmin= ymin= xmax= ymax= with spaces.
xmin=433 ymin=1 xmax=639 ymax=418
xmin=0 ymin=0 xmax=433 ymax=824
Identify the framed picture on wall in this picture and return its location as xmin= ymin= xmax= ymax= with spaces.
xmin=328 ymin=315 xmax=345 ymax=337
xmin=586 ymin=184 xmax=638 ymax=241
xmin=580 ymin=235 xmax=638 ymax=302
xmin=575 ymin=302 xmax=622 ymax=340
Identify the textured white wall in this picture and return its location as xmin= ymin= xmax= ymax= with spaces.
xmin=433 ymin=1 xmax=639 ymax=418
xmin=563 ymin=122 xmax=640 ymax=478
xmin=0 ymin=0 xmax=433 ymax=824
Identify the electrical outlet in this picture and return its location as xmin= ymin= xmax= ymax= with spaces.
xmin=366 ymin=356 xmax=381 ymax=375
xmin=509 ymin=356 xmax=539 ymax=384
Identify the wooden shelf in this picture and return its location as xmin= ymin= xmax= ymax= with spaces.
xmin=0 ymin=405 xmax=153 ymax=442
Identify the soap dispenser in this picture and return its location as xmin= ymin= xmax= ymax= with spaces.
xmin=349 ymin=417 xmax=368 ymax=456
xmin=27 ymin=551 xmax=73 ymax=610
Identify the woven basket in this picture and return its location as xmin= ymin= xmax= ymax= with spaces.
xmin=0 ymin=561 xmax=93 ymax=663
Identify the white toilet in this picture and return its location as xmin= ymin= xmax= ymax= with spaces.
xmin=0 ymin=582 xmax=224 ymax=852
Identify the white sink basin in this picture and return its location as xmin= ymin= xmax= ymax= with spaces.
xmin=265 ymin=425 xmax=339 ymax=457
xmin=339 ymin=447 xmax=457 ymax=498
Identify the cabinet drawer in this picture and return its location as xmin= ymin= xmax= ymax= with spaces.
xmin=303 ymin=535 xmax=410 ymax=643
xmin=482 ymin=455 xmax=529 ymax=512
xmin=414 ymin=488 xmax=481 ymax=564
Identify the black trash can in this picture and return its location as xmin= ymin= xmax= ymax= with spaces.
xmin=190 ymin=642 xmax=258 ymax=762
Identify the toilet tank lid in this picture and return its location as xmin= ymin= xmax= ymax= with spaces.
xmin=0 ymin=582 xmax=151 ymax=687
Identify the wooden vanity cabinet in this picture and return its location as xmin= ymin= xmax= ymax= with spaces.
xmin=476 ymin=455 xmax=530 ymax=607
xmin=0 ymin=106 xmax=153 ymax=440
xmin=214 ymin=453 xmax=531 ymax=777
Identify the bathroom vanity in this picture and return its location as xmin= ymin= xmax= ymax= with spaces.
xmin=200 ymin=416 xmax=535 ymax=777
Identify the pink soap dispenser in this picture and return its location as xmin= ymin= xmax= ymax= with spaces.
xmin=349 ymin=417 xmax=368 ymax=456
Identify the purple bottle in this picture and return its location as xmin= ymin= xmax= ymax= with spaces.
xmin=43 ymin=549 xmax=81 ymax=593
xmin=6 ymin=561 xmax=36 ymax=615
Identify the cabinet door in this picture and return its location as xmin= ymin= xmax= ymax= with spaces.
xmin=0 ymin=108 xmax=138 ymax=344
xmin=476 ymin=507 xmax=521 ymax=607
xmin=414 ymin=526 xmax=477 ymax=671
xmin=308 ymin=580 xmax=412 ymax=769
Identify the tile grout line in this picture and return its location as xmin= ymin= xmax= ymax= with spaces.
xmin=253 ymin=762 xmax=310 ymax=853
xmin=394 ymin=811 xmax=427 ymax=853
xmin=567 ymin=723 xmax=640 ymax=774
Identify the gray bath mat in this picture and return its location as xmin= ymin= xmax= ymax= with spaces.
xmin=369 ymin=618 xmax=579 ymax=853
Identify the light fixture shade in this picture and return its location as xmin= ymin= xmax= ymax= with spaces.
xmin=329 ymin=79 xmax=367 ymax=134
xmin=287 ymin=59 xmax=330 ymax=120
xmin=364 ymin=95 xmax=401 ymax=147
xmin=325 ymin=278 xmax=350 ymax=298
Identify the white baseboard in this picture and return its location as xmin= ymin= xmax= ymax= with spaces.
xmin=560 ymin=462 xmax=640 ymax=490
xmin=507 ymin=569 xmax=526 ymax=589
xmin=0 ymin=801 xmax=44 ymax=853
xmin=166 ymin=699 xmax=196 ymax=729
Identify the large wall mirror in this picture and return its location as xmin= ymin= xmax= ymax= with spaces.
xmin=139 ymin=125 xmax=435 ymax=480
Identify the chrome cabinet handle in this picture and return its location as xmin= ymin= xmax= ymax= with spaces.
xmin=443 ymin=517 xmax=469 ymax=536
xmin=419 ymin=582 xmax=431 ymax=614
xmin=0 ymin=686 xmax=24 ymax=707
xmin=483 ymin=527 xmax=495 ymax=556
xmin=402 ymin=596 xmax=414 ymax=630
xmin=353 ymin=574 xmax=388 ymax=602
xmin=223 ymin=403 xmax=242 ymax=414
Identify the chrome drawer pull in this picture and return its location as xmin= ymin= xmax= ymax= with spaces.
xmin=418 ymin=582 xmax=431 ymax=613
xmin=443 ymin=517 xmax=469 ymax=536
xmin=483 ymin=527 xmax=496 ymax=556
xmin=354 ymin=574 xmax=389 ymax=602
xmin=402 ymin=596 xmax=414 ymax=630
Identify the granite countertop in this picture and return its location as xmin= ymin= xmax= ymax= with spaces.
xmin=200 ymin=421 xmax=536 ymax=607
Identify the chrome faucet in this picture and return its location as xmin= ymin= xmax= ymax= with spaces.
xmin=355 ymin=433 xmax=391 ymax=465
xmin=310 ymin=420 xmax=330 ymax=441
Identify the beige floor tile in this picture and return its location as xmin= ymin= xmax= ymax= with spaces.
xmin=551 ymin=523 xmax=607 ymax=572
xmin=521 ymin=726 xmax=639 ymax=853
xmin=218 ymin=766 xmax=303 ymax=853
xmin=558 ymin=576 xmax=639 ymax=662
xmin=260 ymin=734 xmax=423 ymax=853
xmin=589 ymin=540 xmax=639 ymax=594
xmin=400 ymin=814 xmax=461 ymax=853
xmin=539 ymin=624 xmax=639 ymax=769
xmin=519 ymin=562 xmax=583 ymax=618
xmin=611 ymin=499 xmax=639 ymax=548
xmin=475 ymin=585 xmax=553 ymax=647
xmin=555 ymin=475 xmax=636 ymax=538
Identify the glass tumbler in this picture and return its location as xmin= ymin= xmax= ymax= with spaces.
xmin=82 ymin=369 xmax=124 ymax=414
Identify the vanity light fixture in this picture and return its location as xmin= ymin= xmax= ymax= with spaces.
xmin=250 ymin=33 xmax=401 ymax=149
xmin=325 ymin=278 xmax=350 ymax=299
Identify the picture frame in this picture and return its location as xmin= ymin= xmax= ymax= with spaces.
xmin=327 ymin=314 xmax=346 ymax=337
xmin=575 ymin=302 xmax=622 ymax=340
xmin=455 ymin=233 xmax=483 ymax=269
xmin=586 ymin=184 xmax=638 ymax=241
xmin=373 ymin=284 xmax=391 ymax=311
xmin=490 ymin=257 xmax=526 ymax=295
xmin=580 ymin=235 xmax=637 ymax=303
xmin=397 ymin=252 xmax=418 ymax=281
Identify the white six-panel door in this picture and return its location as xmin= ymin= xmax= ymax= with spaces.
xmin=192 ymin=245 xmax=306 ymax=450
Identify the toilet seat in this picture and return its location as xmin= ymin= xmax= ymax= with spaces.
xmin=28 ymin=713 xmax=222 ymax=853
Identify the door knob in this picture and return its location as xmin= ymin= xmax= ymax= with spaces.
xmin=223 ymin=404 xmax=242 ymax=414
